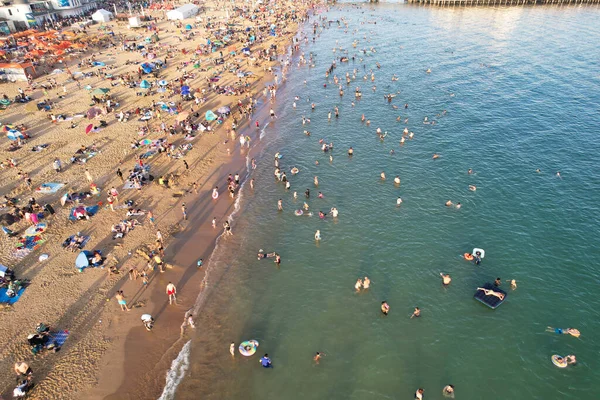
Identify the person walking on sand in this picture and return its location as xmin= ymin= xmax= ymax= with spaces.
xmin=147 ymin=211 xmax=155 ymax=227
xmin=230 ymin=342 xmax=236 ymax=357
xmin=116 ymin=168 xmax=124 ymax=182
xmin=115 ymin=291 xmax=130 ymax=311
xmin=85 ymin=168 xmax=93 ymax=183
xmin=212 ymin=217 xmax=217 ymax=229
xmin=109 ymin=187 xmax=119 ymax=203
xmin=156 ymin=230 xmax=163 ymax=245
xmin=166 ymin=282 xmax=177 ymax=305
xmin=181 ymin=203 xmax=188 ymax=220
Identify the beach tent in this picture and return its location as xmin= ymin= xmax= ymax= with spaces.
xmin=167 ymin=4 xmax=199 ymax=20
xmin=91 ymin=88 xmax=110 ymax=96
xmin=75 ymin=250 xmax=92 ymax=270
xmin=129 ymin=16 xmax=143 ymax=28
xmin=92 ymin=9 xmax=114 ymax=23
xmin=140 ymin=80 xmax=151 ymax=89
xmin=205 ymin=110 xmax=217 ymax=121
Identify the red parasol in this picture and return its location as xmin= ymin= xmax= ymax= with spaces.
xmin=85 ymin=124 xmax=93 ymax=134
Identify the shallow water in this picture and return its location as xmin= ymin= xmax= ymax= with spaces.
xmin=169 ymin=3 xmax=600 ymax=399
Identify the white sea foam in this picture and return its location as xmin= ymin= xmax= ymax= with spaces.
xmin=259 ymin=121 xmax=270 ymax=139
xmin=157 ymin=340 xmax=192 ymax=400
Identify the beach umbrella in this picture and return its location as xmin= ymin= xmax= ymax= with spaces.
xmin=140 ymin=139 xmax=152 ymax=145
xmin=86 ymin=107 xmax=102 ymax=119
xmin=205 ymin=110 xmax=217 ymax=121
xmin=75 ymin=250 xmax=91 ymax=270
xmin=91 ymin=88 xmax=110 ymax=96
xmin=217 ymin=106 xmax=231 ymax=115
xmin=180 ymin=85 xmax=190 ymax=94
xmin=0 ymin=99 xmax=10 ymax=106
xmin=158 ymin=80 xmax=168 ymax=86
xmin=92 ymin=61 xmax=105 ymax=67
xmin=185 ymin=24 xmax=192 ymax=30
xmin=175 ymin=112 xmax=190 ymax=122
xmin=237 ymin=72 xmax=245 ymax=78
xmin=140 ymin=80 xmax=151 ymax=89
xmin=60 ymin=193 xmax=69 ymax=206
xmin=85 ymin=124 xmax=93 ymax=134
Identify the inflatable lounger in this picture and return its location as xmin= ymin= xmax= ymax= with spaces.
xmin=473 ymin=283 xmax=507 ymax=309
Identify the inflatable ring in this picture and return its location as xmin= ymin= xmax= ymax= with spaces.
xmin=295 ymin=210 xmax=303 ymax=216
xmin=239 ymin=340 xmax=259 ymax=356
xmin=291 ymin=167 xmax=299 ymax=175
xmin=472 ymin=248 xmax=485 ymax=259
xmin=464 ymin=253 xmax=474 ymax=261
xmin=551 ymin=355 xmax=568 ymax=368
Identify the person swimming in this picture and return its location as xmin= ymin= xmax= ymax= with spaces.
xmin=396 ymin=197 xmax=403 ymax=207
xmin=494 ymin=277 xmax=502 ymax=287
xmin=411 ymin=307 xmax=421 ymax=318
xmin=440 ymin=273 xmax=451 ymax=286
xmin=546 ymin=327 xmax=581 ymax=337
xmin=355 ymin=278 xmax=362 ymax=292
xmin=380 ymin=171 xmax=386 ymax=180
xmin=443 ymin=385 xmax=455 ymax=397
xmin=363 ymin=276 xmax=370 ymax=289
xmin=445 ymin=200 xmax=453 ymax=207
xmin=257 ymin=251 xmax=277 ymax=260
xmin=318 ymin=192 xmax=324 ymax=198
xmin=469 ymin=185 xmax=477 ymax=191
xmin=331 ymin=207 xmax=339 ymax=218
xmin=319 ymin=211 xmax=326 ymax=219
xmin=315 ymin=230 xmax=321 ymax=241
xmin=506 ymin=279 xmax=517 ymax=289
xmin=394 ymin=176 xmax=400 ymax=184
xmin=381 ymin=301 xmax=390 ymax=315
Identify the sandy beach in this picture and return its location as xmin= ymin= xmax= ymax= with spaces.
xmin=0 ymin=1 xmax=313 ymax=398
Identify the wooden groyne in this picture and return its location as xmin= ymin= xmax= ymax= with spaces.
xmin=406 ymin=0 xmax=599 ymax=5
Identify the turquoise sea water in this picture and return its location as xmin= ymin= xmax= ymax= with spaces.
xmin=172 ymin=3 xmax=600 ymax=399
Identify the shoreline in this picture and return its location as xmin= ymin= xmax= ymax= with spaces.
xmin=81 ymin=13 xmax=311 ymax=400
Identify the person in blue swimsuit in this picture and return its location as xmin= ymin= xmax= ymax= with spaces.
xmin=259 ymin=354 xmax=272 ymax=368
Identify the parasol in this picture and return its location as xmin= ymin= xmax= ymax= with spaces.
xmin=86 ymin=107 xmax=102 ymax=119
xmin=85 ymin=124 xmax=93 ymax=134
xmin=217 ymin=106 xmax=231 ymax=114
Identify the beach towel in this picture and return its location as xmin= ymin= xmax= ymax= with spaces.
xmin=51 ymin=330 xmax=70 ymax=347
xmin=62 ymin=235 xmax=90 ymax=250
xmin=0 ymin=287 xmax=25 ymax=304
xmin=15 ymin=235 xmax=45 ymax=251
xmin=68 ymin=205 xmax=99 ymax=221
xmin=123 ymin=181 xmax=137 ymax=190
xmin=36 ymin=183 xmax=65 ymax=194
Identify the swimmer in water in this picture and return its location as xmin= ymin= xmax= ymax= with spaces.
xmin=443 ymin=385 xmax=455 ymax=397
xmin=536 ymin=169 xmax=541 ymax=173
xmin=314 ymin=176 xmax=319 ymax=186
xmin=445 ymin=200 xmax=453 ymax=207
xmin=554 ymin=355 xmax=577 ymax=365
xmin=396 ymin=197 xmax=403 ymax=207
xmin=230 ymin=342 xmax=236 ymax=356
xmin=411 ymin=307 xmax=421 ymax=318
xmin=313 ymin=352 xmax=323 ymax=363
xmin=305 ymin=188 xmax=310 ymax=198
xmin=455 ymin=202 xmax=461 ymax=209
xmin=494 ymin=277 xmax=502 ymax=287
xmin=476 ymin=287 xmax=505 ymax=300
xmin=394 ymin=176 xmax=400 ymax=185
xmin=348 ymin=147 xmax=354 ymax=156
xmin=293 ymin=192 xmax=298 ymax=200
xmin=315 ymin=230 xmax=321 ymax=241
xmin=506 ymin=279 xmax=517 ymax=289
xmin=318 ymin=192 xmax=324 ymax=198
xmin=363 ymin=276 xmax=370 ymax=289
xmin=556 ymin=171 xmax=561 ymax=178
xmin=468 ymin=169 xmax=473 ymax=174
xmin=440 ymin=273 xmax=452 ymax=286
xmin=469 ymin=185 xmax=477 ymax=191
xmin=381 ymin=301 xmax=390 ymax=315
xmin=380 ymin=171 xmax=386 ymax=180
xmin=546 ymin=327 xmax=581 ymax=337
xmin=355 ymin=278 xmax=362 ymax=292
xmin=432 ymin=153 xmax=440 ymax=159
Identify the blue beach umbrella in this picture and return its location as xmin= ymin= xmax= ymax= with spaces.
xmin=140 ymin=80 xmax=151 ymax=89
xmin=185 ymin=24 xmax=192 ymax=30
xmin=158 ymin=80 xmax=168 ymax=86
xmin=7 ymin=130 xmax=24 ymax=141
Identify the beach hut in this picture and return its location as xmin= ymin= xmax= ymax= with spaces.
xmin=92 ymin=10 xmax=114 ymax=23
xmin=167 ymin=4 xmax=199 ymax=20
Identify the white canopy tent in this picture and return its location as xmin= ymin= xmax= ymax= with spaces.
xmin=92 ymin=9 xmax=113 ymax=23
xmin=166 ymin=4 xmax=199 ymax=20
